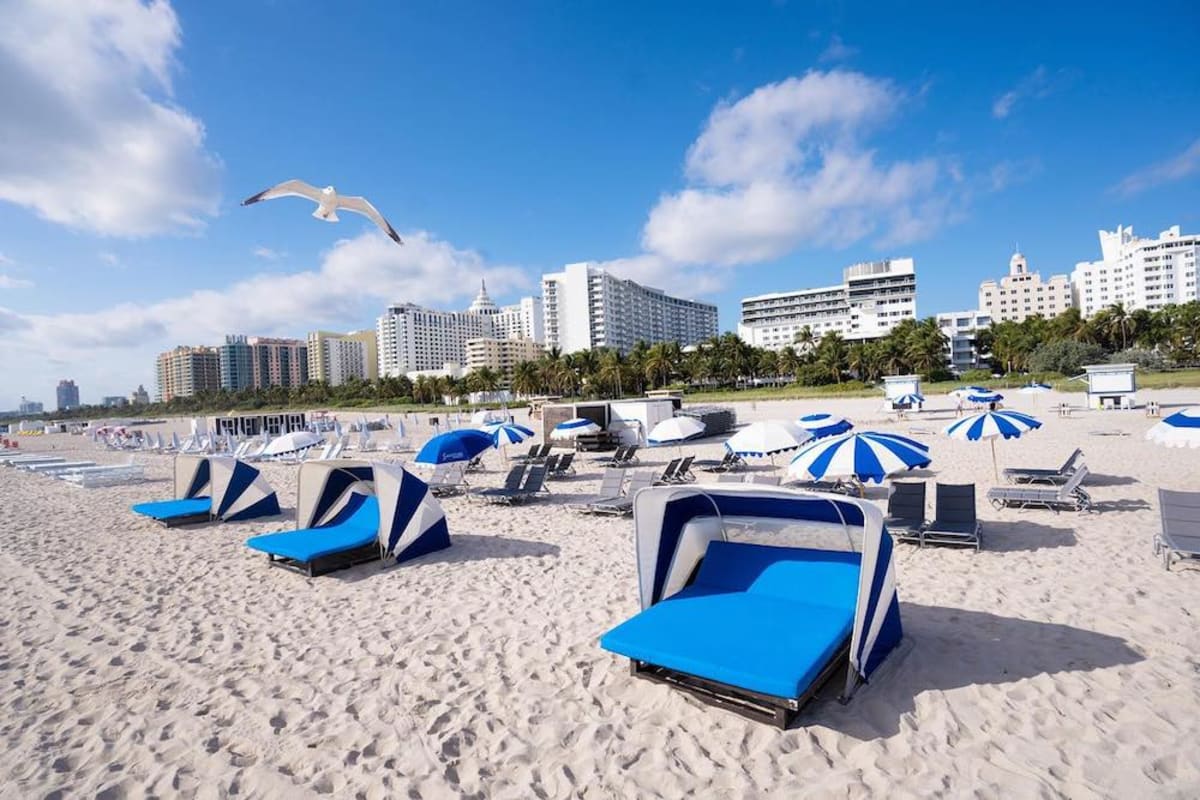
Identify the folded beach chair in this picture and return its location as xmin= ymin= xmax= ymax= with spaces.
xmin=986 ymin=466 xmax=1092 ymax=513
xmin=922 ymin=483 xmax=982 ymax=549
xmin=653 ymin=458 xmax=683 ymax=486
xmin=695 ymin=451 xmax=746 ymax=473
xmin=1002 ymin=448 xmax=1083 ymax=485
xmin=883 ymin=481 xmax=926 ymax=545
xmin=548 ymin=452 xmax=576 ymax=479
xmin=486 ymin=465 xmax=549 ymax=505
xmin=470 ymin=465 xmax=527 ymax=502
xmin=590 ymin=471 xmax=654 ymax=516
xmin=428 ymin=462 xmax=468 ymax=497
xmin=1155 ymin=489 xmax=1200 ymax=571
xmin=567 ymin=467 xmax=627 ymax=512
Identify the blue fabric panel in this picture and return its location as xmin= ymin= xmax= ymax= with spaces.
xmin=245 ymin=495 xmax=379 ymax=562
xmin=309 ymin=465 xmax=374 ymax=527
xmin=856 ymin=529 xmax=903 ymax=677
xmin=394 ymin=518 xmax=451 ymax=564
xmin=132 ymin=497 xmax=211 ymax=521
xmin=224 ymin=492 xmax=281 ymax=522
xmin=217 ymin=461 xmax=258 ymax=517
xmin=695 ymin=541 xmax=861 ymax=608
xmin=185 ymin=459 xmax=210 ymax=499
xmin=386 ymin=469 xmax=427 ymax=554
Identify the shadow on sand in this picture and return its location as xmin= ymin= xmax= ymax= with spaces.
xmin=331 ymin=533 xmax=561 ymax=583
xmin=804 ymin=603 xmax=1144 ymax=738
xmin=978 ymin=519 xmax=1078 ymax=552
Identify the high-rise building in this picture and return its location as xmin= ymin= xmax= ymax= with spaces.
xmin=465 ymin=338 xmax=544 ymax=389
xmin=541 ymin=262 xmax=718 ymax=354
xmin=493 ymin=296 xmax=544 ymax=343
xmin=18 ymin=397 xmax=43 ymax=415
xmin=738 ymin=258 xmax=917 ymax=350
xmin=129 ymin=385 xmax=150 ymax=405
xmin=248 ymin=337 xmax=308 ymax=389
xmin=156 ymin=346 xmax=220 ymax=402
xmin=978 ymin=251 xmax=1073 ymax=323
xmin=56 ymin=379 xmax=80 ymax=411
xmin=1071 ymin=224 xmax=1200 ymax=317
xmin=218 ymin=335 xmax=254 ymax=391
xmin=102 ymin=395 xmax=129 ymax=407
xmin=936 ymin=310 xmax=993 ymax=373
xmin=307 ymin=330 xmax=378 ymax=386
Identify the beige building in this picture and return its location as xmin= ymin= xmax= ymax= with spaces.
xmin=978 ymin=251 xmax=1073 ymax=323
xmin=465 ymin=337 xmax=543 ymax=389
xmin=307 ymin=329 xmax=379 ymax=386
xmin=156 ymin=346 xmax=220 ymax=402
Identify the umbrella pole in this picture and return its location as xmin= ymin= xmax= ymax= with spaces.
xmin=991 ymin=439 xmax=998 ymax=482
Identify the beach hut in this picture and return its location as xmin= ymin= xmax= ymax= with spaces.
xmin=882 ymin=375 xmax=922 ymax=410
xmin=1073 ymin=364 xmax=1138 ymax=410
xmin=600 ymin=484 xmax=904 ymax=728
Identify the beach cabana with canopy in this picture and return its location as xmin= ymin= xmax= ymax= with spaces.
xmin=600 ymin=484 xmax=904 ymax=728
xmin=132 ymin=455 xmax=280 ymax=527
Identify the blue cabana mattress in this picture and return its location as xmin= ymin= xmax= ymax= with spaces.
xmin=245 ymin=495 xmax=379 ymax=564
xmin=600 ymin=540 xmax=861 ymax=699
xmin=131 ymin=497 xmax=211 ymax=522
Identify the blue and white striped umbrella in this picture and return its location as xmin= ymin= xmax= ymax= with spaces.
xmin=551 ymin=417 xmax=602 ymax=440
xmin=1146 ymin=407 xmax=1200 ymax=448
xmin=797 ymin=413 xmax=854 ymax=440
xmin=945 ymin=410 xmax=1042 ymax=479
xmin=487 ymin=423 xmax=535 ymax=449
xmin=951 ymin=385 xmax=989 ymax=398
xmin=966 ymin=390 xmax=1004 ymax=404
xmin=788 ymin=431 xmax=932 ymax=484
xmin=1018 ymin=382 xmax=1052 ymax=394
xmin=892 ymin=393 xmax=925 ymax=406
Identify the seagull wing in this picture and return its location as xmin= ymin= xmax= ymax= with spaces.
xmin=335 ymin=195 xmax=404 ymax=244
xmin=241 ymin=179 xmax=325 ymax=206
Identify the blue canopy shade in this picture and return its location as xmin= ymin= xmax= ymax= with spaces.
xmin=415 ymin=429 xmax=493 ymax=465
xmin=944 ymin=410 xmax=1041 ymax=441
xmin=788 ymin=431 xmax=931 ymax=484
xmin=797 ymin=413 xmax=854 ymax=440
xmin=966 ymin=390 xmax=1004 ymax=404
xmin=488 ymin=423 xmax=535 ymax=448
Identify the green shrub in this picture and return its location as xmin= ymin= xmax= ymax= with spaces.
xmin=959 ymin=368 xmax=994 ymax=383
xmin=1028 ymin=340 xmax=1107 ymax=376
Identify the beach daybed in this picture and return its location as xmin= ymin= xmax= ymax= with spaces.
xmin=922 ymin=483 xmax=982 ymax=549
xmin=132 ymin=455 xmax=279 ymax=527
xmin=986 ymin=466 xmax=1092 ymax=513
xmin=245 ymin=461 xmax=449 ymax=577
xmin=1002 ymin=448 xmax=1083 ymax=485
xmin=1154 ymin=489 xmax=1200 ymax=571
xmin=600 ymin=485 xmax=904 ymax=728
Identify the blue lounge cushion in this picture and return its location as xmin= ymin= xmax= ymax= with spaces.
xmin=600 ymin=541 xmax=861 ymax=699
xmin=245 ymin=495 xmax=379 ymax=564
xmin=131 ymin=496 xmax=211 ymax=522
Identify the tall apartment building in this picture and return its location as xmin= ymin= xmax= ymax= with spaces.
xmin=1071 ymin=224 xmax=1200 ymax=317
xmin=129 ymin=385 xmax=150 ymax=405
xmin=465 ymin=337 xmax=543 ymax=389
xmin=156 ymin=346 xmax=220 ymax=402
xmin=936 ymin=310 xmax=993 ymax=373
xmin=541 ymin=262 xmax=718 ymax=354
xmin=978 ymin=251 xmax=1073 ymax=323
xmin=493 ymin=296 xmax=544 ymax=343
xmin=248 ymin=337 xmax=307 ymax=389
xmin=102 ymin=396 xmax=129 ymax=407
xmin=738 ymin=258 xmax=917 ymax=350
xmin=56 ymin=379 xmax=80 ymax=411
xmin=307 ymin=330 xmax=378 ymax=386
xmin=18 ymin=397 xmax=43 ymax=415
xmin=218 ymin=335 xmax=254 ymax=391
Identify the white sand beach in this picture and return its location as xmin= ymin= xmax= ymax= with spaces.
xmin=2 ymin=391 xmax=1199 ymax=799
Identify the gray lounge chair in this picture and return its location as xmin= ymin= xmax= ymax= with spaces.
xmin=488 ymin=465 xmax=549 ymax=505
xmin=428 ymin=462 xmax=469 ymax=497
xmin=1155 ymin=489 xmax=1200 ymax=571
xmin=654 ymin=458 xmax=682 ymax=486
xmin=884 ymin=481 xmax=926 ymax=545
xmin=1002 ymin=448 xmax=1083 ymax=485
xmin=548 ymin=452 xmax=576 ymax=479
xmin=470 ymin=465 xmax=526 ymax=501
xmin=696 ymin=451 xmax=745 ymax=473
xmin=590 ymin=471 xmax=654 ymax=516
xmin=922 ymin=483 xmax=982 ymax=550
xmin=986 ymin=466 xmax=1092 ymax=513
xmin=567 ymin=467 xmax=626 ymax=512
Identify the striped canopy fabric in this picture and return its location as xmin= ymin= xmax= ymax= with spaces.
xmin=891 ymin=393 xmax=925 ymax=406
xmin=950 ymin=385 xmax=989 ymax=398
xmin=373 ymin=462 xmax=451 ymax=564
xmin=551 ymin=417 xmax=602 ymax=440
xmin=944 ymin=410 xmax=1042 ymax=441
xmin=647 ymin=416 xmax=706 ymax=445
xmin=788 ymin=432 xmax=931 ymax=484
xmin=415 ymin=429 xmax=493 ymax=464
xmin=172 ymin=454 xmax=210 ymax=499
xmin=487 ymin=423 xmax=535 ymax=448
xmin=797 ymin=413 xmax=854 ymax=440
xmin=630 ymin=484 xmax=903 ymax=699
xmin=208 ymin=457 xmax=281 ymax=522
xmin=296 ymin=459 xmax=376 ymax=528
xmin=966 ymin=390 xmax=1004 ymax=404
xmin=1146 ymin=407 xmax=1200 ymax=448
xmin=725 ymin=420 xmax=811 ymax=457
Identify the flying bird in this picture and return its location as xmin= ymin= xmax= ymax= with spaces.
xmin=241 ymin=180 xmax=403 ymax=245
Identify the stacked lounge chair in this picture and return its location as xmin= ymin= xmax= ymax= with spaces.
xmin=1002 ymin=448 xmax=1083 ymax=485
xmin=987 ymin=466 xmax=1092 ymax=513
xmin=1155 ymin=489 xmax=1200 ymax=571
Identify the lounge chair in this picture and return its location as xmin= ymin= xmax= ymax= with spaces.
xmin=589 ymin=471 xmax=654 ymax=516
xmin=470 ymin=465 xmax=527 ymax=502
xmin=922 ymin=483 xmax=982 ymax=549
xmin=62 ymin=463 xmax=146 ymax=488
xmin=485 ymin=465 xmax=549 ymax=505
xmin=788 ymin=478 xmax=855 ymax=495
xmin=986 ymin=466 xmax=1092 ymax=513
xmin=246 ymin=493 xmax=382 ymax=577
xmin=548 ymin=452 xmax=576 ymax=479
xmin=24 ymin=460 xmax=97 ymax=474
xmin=1155 ymin=489 xmax=1200 ymax=571
xmin=514 ymin=443 xmax=552 ymax=463
xmin=614 ymin=445 xmax=641 ymax=466
xmin=567 ymin=467 xmax=626 ymax=511
xmin=883 ymin=481 xmax=926 ymax=545
xmin=1002 ymin=448 xmax=1083 ymax=485
xmin=695 ymin=451 xmax=746 ymax=473
xmin=464 ymin=454 xmax=486 ymax=473
xmin=428 ymin=462 xmax=468 ymax=497
xmin=653 ymin=458 xmax=683 ymax=486
xmin=514 ymin=444 xmax=541 ymax=462
xmin=592 ymin=445 xmax=629 ymax=465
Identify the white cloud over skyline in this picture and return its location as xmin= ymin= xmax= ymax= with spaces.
xmin=1112 ymin=137 xmax=1200 ymax=197
xmin=991 ymin=66 xmax=1074 ymax=119
xmin=0 ymin=274 xmax=34 ymax=289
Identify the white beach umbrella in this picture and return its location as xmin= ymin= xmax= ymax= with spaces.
xmin=263 ymin=430 xmax=323 ymax=457
xmin=725 ymin=420 xmax=811 ymax=462
xmin=551 ymin=417 xmax=602 ymax=440
xmin=647 ymin=416 xmax=706 ymax=445
xmin=1146 ymin=407 xmax=1200 ymax=448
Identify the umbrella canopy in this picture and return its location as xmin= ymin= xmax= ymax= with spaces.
xmin=950 ymin=385 xmax=989 ymax=398
xmin=966 ymin=390 xmax=1004 ymax=404
xmin=551 ymin=417 xmax=602 ymax=440
xmin=647 ymin=416 xmax=706 ymax=445
xmin=263 ymin=430 xmax=323 ymax=457
xmin=944 ymin=409 xmax=1042 ymax=479
xmin=788 ymin=431 xmax=932 ymax=484
xmin=1146 ymin=407 xmax=1200 ymax=448
xmin=892 ymin=393 xmax=925 ymax=406
xmin=488 ymin=423 xmax=535 ymax=448
xmin=725 ymin=420 xmax=811 ymax=458
xmin=1018 ymin=382 xmax=1052 ymax=394
xmin=797 ymin=413 xmax=854 ymax=440
xmin=415 ymin=429 xmax=493 ymax=465
xmin=471 ymin=409 xmax=503 ymax=426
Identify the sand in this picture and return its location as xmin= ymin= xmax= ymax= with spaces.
xmin=1 ymin=390 xmax=1199 ymax=799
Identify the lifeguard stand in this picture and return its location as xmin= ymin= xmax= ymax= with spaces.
xmin=1074 ymin=364 xmax=1137 ymax=410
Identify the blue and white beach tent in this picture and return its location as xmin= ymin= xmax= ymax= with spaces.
xmin=372 ymin=462 xmax=451 ymax=563
xmin=208 ymin=456 xmax=281 ymax=521
xmin=601 ymin=484 xmax=904 ymax=726
xmin=1146 ymin=407 xmax=1200 ymax=448
xmin=788 ymin=431 xmax=931 ymax=484
xmin=796 ymin=413 xmax=854 ymax=440
xmin=415 ymin=429 xmax=493 ymax=465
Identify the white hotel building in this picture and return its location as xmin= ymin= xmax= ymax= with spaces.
xmin=738 ymin=258 xmax=917 ymax=350
xmin=1071 ymin=224 xmax=1199 ymax=317
xmin=541 ymin=262 xmax=718 ymax=353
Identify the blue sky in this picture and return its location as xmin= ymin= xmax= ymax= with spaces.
xmin=1 ymin=0 xmax=1198 ymax=407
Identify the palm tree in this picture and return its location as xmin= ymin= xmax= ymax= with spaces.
xmin=643 ymin=343 xmax=674 ymax=388
xmin=511 ymin=360 xmax=542 ymax=397
xmin=777 ymin=346 xmax=800 ymax=381
xmin=596 ymin=349 xmax=628 ymax=397
xmin=466 ymin=367 xmax=500 ymax=395
xmin=793 ymin=325 xmax=816 ymax=355
xmin=816 ymin=331 xmax=847 ymax=383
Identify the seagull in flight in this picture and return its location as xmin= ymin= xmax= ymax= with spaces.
xmin=241 ymin=180 xmax=403 ymax=245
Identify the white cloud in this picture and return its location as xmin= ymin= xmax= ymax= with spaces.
xmin=819 ymin=35 xmax=858 ymax=63
xmin=991 ymin=66 xmax=1074 ymax=119
xmin=638 ymin=70 xmax=957 ymax=269
xmin=0 ymin=275 xmax=34 ymax=289
xmin=988 ymin=158 xmax=1043 ymax=192
xmin=0 ymin=0 xmax=220 ymax=236
xmin=99 ymin=251 xmax=121 ymax=267
xmin=253 ymin=246 xmax=285 ymax=260
xmin=1112 ymin=137 xmax=1200 ymax=196
xmin=0 ymin=231 xmax=530 ymax=405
